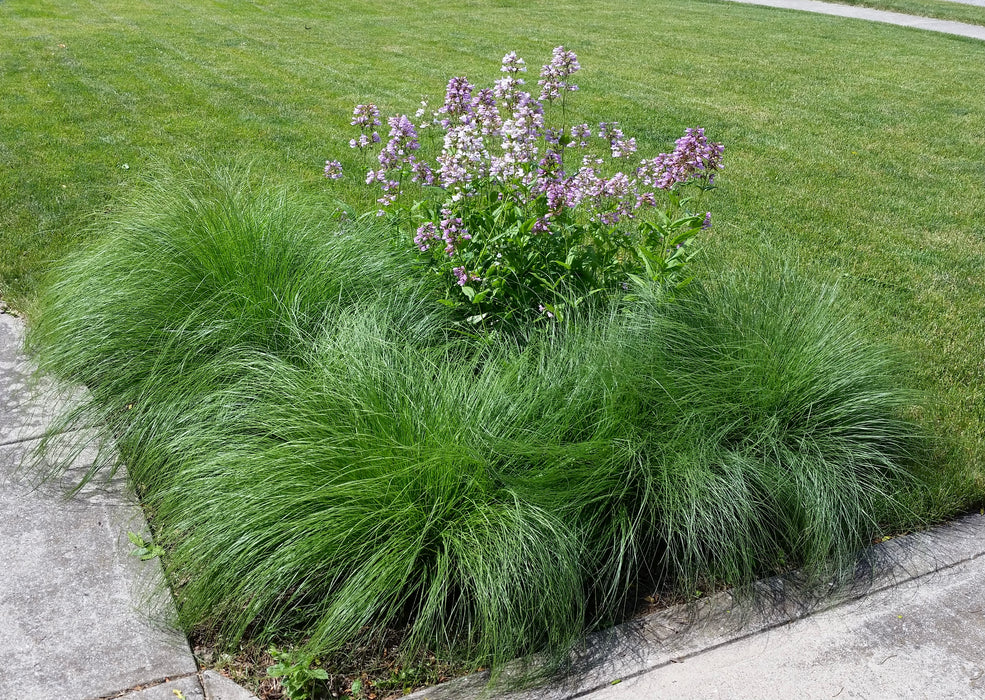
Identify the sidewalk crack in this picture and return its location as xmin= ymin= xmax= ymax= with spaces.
xmin=84 ymin=671 xmax=203 ymax=700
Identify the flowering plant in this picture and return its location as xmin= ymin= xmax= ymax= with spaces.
xmin=326 ymin=47 xmax=723 ymax=328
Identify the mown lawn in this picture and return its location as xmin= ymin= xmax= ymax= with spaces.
xmin=4 ymin=0 xmax=985 ymax=692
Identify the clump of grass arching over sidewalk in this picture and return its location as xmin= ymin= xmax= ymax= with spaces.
xmin=28 ymin=170 xmax=935 ymax=677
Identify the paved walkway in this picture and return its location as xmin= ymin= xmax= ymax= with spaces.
xmin=724 ymin=0 xmax=985 ymax=40
xmin=406 ymin=513 xmax=985 ymax=699
xmin=0 ymin=312 xmax=257 ymax=700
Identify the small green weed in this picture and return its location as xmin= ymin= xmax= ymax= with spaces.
xmin=266 ymin=648 xmax=329 ymax=700
xmin=126 ymin=531 xmax=164 ymax=561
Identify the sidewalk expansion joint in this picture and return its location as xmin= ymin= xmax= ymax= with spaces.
xmin=0 ymin=431 xmax=50 ymax=447
xmin=0 ymin=423 xmax=91 ymax=448
xmin=0 ymin=431 xmax=56 ymax=447
xmin=86 ymin=671 xmax=203 ymax=700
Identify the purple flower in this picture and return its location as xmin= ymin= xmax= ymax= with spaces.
xmin=438 ymin=76 xmax=475 ymax=127
xmin=349 ymin=132 xmax=380 ymax=150
xmin=492 ymin=92 xmax=544 ymax=182
xmin=536 ymin=150 xmax=563 ymax=181
xmin=570 ymin=123 xmax=591 ymax=147
xmin=351 ymin=104 xmax=381 ymax=128
xmin=472 ymin=88 xmax=502 ymax=136
xmin=501 ymin=51 xmax=527 ymax=75
xmin=378 ymin=115 xmax=420 ymax=171
xmin=323 ymin=160 xmax=343 ymax=180
xmin=539 ymin=180 xmax=566 ymax=214
xmin=414 ymin=222 xmax=438 ymax=251
xmin=437 ymin=122 xmax=488 ymax=189
xmin=599 ymin=122 xmax=637 ymax=159
xmin=440 ymin=208 xmax=470 ymax=255
xmin=702 ymin=211 xmax=712 ymax=229
xmin=637 ymin=127 xmax=724 ymax=190
xmin=538 ymin=46 xmax=580 ymax=102
xmin=453 ymin=266 xmax=481 ymax=286
xmin=494 ymin=51 xmax=527 ymax=106
xmin=409 ymin=157 xmax=436 ymax=186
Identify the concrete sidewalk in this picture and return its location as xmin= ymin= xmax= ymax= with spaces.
xmin=408 ymin=514 xmax=985 ymax=700
xmin=0 ymin=311 xmax=258 ymax=700
xmin=723 ymin=0 xmax=985 ymax=40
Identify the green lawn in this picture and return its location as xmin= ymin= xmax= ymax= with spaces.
xmin=4 ymin=0 xmax=985 ymax=685
xmin=825 ymin=0 xmax=985 ymax=26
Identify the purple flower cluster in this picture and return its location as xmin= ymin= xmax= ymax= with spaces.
xmin=362 ymin=115 xmax=422 ymax=207
xmin=491 ymin=92 xmax=545 ymax=184
xmin=327 ymin=46 xmax=723 ymax=313
xmin=570 ymin=123 xmax=591 ymax=148
xmin=452 ymin=265 xmax=481 ymax=286
xmin=495 ymin=51 xmax=527 ymax=106
xmin=349 ymin=104 xmax=382 ymax=152
xmin=414 ymin=221 xmax=438 ymax=251
xmin=333 ymin=48 xmax=722 ymax=211
xmin=378 ymin=115 xmax=420 ymax=170
xmin=410 ymin=158 xmax=436 ymax=186
xmin=350 ymin=133 xmax=381 ymax=150
xmin=637 ymin=128 xmax=725 ymax=190
xmin=473 ymin=88 xmax=502 ymax=136
xmin=323 ymin=160 xmax=343 ymax=180
xmin=439 ymin=208 xmax=471 ymax=255
xmin=438 ymin=121 xmax=488 ymax=189
xmin=538 ymin=46 xmax=580 ymax=103
xmin=599 ymin=122 xmax=637 ymax=159
xmin=351 ymin=103 xmax=381 ymax=128
xmin=438 ymin=77 xmax=475 ymax=128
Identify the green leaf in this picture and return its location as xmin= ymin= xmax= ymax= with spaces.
xmin=139 ymin=545 xmax=165 ymax=561
xmin=267 ymin=663 xmax=289 ymax=677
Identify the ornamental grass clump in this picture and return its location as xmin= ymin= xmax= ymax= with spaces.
xmin=608 ymin=274 xmax=932 ymax=592
xmin=27 ymin=168 xmax=450 ymax=488
xmin=327 ymin=46 xmax=723 ymax=330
